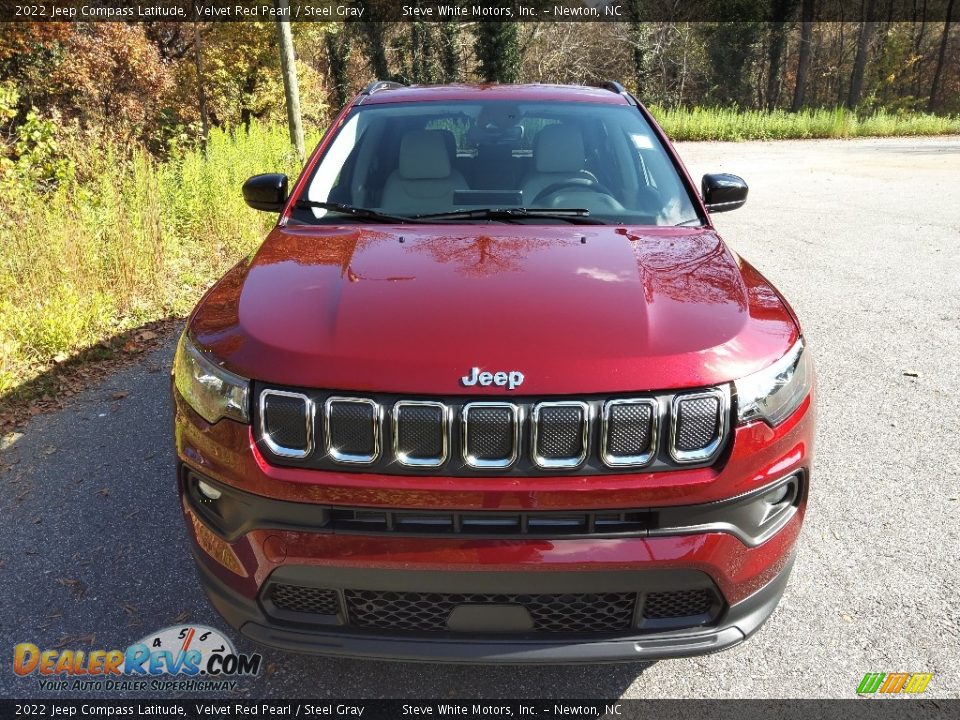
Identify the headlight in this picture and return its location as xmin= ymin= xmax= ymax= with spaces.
xmin=735 ymin=338 xmax=812 ymax=427
xmin=173 ymin=333 xmax=250 ymax=424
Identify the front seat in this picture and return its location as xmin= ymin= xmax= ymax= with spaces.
xmin=380 ymin=130 xmax=466 ymax=215
xmin=521 ymin=124 xmax=598 ymax=205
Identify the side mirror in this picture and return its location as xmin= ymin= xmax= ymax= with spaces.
xmin=243 ymin=173 xmax=288 ymax=212
xmin=702 ymin=173 xmax=748 ymax=213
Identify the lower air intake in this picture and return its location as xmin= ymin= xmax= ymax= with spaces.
xmin=269 ymin=584 xmax=340 ymax=616
xmin=344 ymin=590 xmax=637 ymax=633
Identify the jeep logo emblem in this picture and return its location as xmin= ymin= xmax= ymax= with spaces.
xmin=460 ymin=367 xmax=525 ymax=391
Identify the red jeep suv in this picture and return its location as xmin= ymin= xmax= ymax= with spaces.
xmin=173 ymin=81 xmax=814 ymax=663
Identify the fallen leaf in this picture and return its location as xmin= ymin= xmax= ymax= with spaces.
xmin=2 ymin=432 xmax=25 ymax=451
xmin=137 ymin=330 xmax=157 ymax=341
xmin=54 ymin=633 xmax=95 ymax=648
xmin=173 ymin=610 xmax=191 ymax=623
xmin=111 ymin=391 xmax=129 ymax=400
xmin=57 ymin=577 xmax=88 ymax=599
xmin=96 ymin=487 xmax=109 ymax=497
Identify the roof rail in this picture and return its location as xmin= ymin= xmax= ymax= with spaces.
xmin=361 ymin=80 xmax=405 ymax=96
xmin=597 ymin=80 xmax=638 ymax=106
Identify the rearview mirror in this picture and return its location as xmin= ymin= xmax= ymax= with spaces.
xmin=702 ymin=173 xmax=748 ymax=213
xmin=243 ymin=173 xmax=288 ymax=212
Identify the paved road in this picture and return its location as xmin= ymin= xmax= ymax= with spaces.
xmin=1 ymin=137 xmax=958 ymax=700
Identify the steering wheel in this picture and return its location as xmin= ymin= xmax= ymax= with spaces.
xmin=532 ymin=178 xmax=616 ymax=205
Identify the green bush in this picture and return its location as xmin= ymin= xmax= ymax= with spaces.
xmin=0 ymin=122 xmax=314 ymax=393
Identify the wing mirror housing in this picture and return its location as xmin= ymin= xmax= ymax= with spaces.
xmin=243 ymin=173 xmax=288 ymax=212
xmin=702 ymin=173 xmax=748 ymax=213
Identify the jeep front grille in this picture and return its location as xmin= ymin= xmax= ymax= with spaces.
xmin=254 ymin=384 xmax=730 ymax=476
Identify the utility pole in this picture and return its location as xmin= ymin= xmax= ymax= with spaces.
xmin=193 ymin=22 xmax=209 ymax=153
xmin=275 ymin=0 xmax=305 ymax=162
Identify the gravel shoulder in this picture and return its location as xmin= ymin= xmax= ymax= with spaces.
xmin=1 ymin=136 xmax=957 ymax=700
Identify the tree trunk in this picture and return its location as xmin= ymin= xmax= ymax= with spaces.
xmin=847 ymin=0 xmax=878 ymax=109
xmin=275 ymin=0 xmax=304 ymax=162
xmin=625 ymin=0 xmax=647 ymax=95
xmin=791 ymin=14 xmax=813 ymax=110
xmin=928 ymin=0 xmax=956 ymax=111
xmin=440 ymin=22 xmax=461 ymax=82
xmin=765 ymin=0 xmax=796 ymax=110
xmin=192 ymin=22 xmax=209 ymax=152
xmin=325 ymin=30 xmax=351 ymax=108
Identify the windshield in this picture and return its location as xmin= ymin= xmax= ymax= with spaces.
xmin=294 ymin=100 xmax=701 ymax=226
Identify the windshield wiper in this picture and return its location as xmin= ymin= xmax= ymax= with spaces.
xmin=294 ymin=200 xmax=418 ymax=224
xmin=410 ymin=207 xmax=606 ymax=225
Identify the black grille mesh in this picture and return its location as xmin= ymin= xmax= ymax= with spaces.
xmin=643 ymin=589 xmax=713 ymax=619
xmin=536 ymin=406 xmax=585 ymax=459
xmin=675 ymin=397 xmax=721 ymax=451
xmin=270 ymin=584 xmax=339 ymax=615
xmin=465 ymin=407 xmax=514 ymax=460
xmin=396 ymin=405 xmax=444 ymax=460
xmin=606 ymin=402 xmax=654 ymax=456
xmin=262 ymin=394 xmax=308 ymax=450
xmin=344 ymin=590 xmax=636 ymax=633
xmin=328 ymin=401 xmax=376 ymax=455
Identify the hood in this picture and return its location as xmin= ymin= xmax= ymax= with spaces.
xmin=190 ymin=224 xmax=798 ymax=395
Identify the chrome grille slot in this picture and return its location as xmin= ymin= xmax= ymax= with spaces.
xmin=532 ymin=401 xmax=589 ymax=468
xmin=461 ymin=402 xmax=520 ymax=469
xmin=259 ymin=390 xmax=313 ymax=458
xmin=393 ymin=401 xmax=448 ymax=467
xmin=670 ymin=389 xmax=727 ymax=463
xmin=325 ymin=397 xmax=380 ymax=464
xmin=602 ymin=398 xmax=656 ymax=467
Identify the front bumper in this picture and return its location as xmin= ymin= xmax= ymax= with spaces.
xmin=174 ymin=389 xmax=813 ymax=663
xmin=194 ymin=548 xmax=795 ymax=663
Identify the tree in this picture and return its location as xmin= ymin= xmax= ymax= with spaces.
xmin=700 ymin=20 xmax=763 ymax=106
xmin=847 ymin=0 xmax=879 ymax=109
xmin=440 ymin=23 xmax=462 ymax=82
xmin=791 ymin=0 xmax=815 ymax=110
xmin=928 ymin=0 xmax=956 ymax=110
xmin=325 ymin=27 xmax=352 ymax=107
xmin=355 ymin=0 xmax=390 ymax=79
xmin=475 ymin=22 xmax=521 ymax=83
xmin=765 ymin=0 xmax=797 ymax=109
xmin=625 ymin=0 xmax=648 ymax=94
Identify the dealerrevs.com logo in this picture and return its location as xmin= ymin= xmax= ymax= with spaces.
xmin=13 ymin=625 xmax=262 ymax=692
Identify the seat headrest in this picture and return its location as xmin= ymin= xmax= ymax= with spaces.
xmin=534 ymin=125 xmax=585 ymax=173
xmin=399 ymin=130 xmax=453 ymax=180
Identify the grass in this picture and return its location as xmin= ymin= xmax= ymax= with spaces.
xmin=0 ymin=122 xmax=315 ymax=394
xmin=653 ymin=106 xmax=960 ymax=141
xmin=1 ymin=106 xmax=958 ymax=395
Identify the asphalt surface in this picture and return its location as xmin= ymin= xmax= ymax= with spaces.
xmin=1 ymin=136 xmax=958 ymax=700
